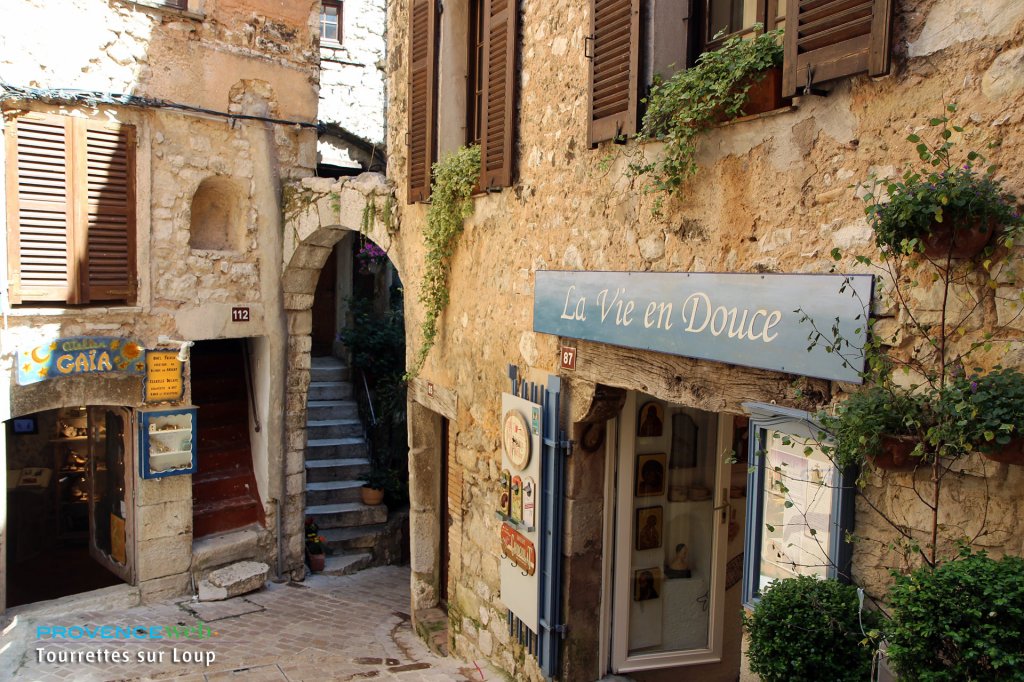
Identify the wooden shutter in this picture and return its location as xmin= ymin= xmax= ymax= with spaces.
xmin=80 ymin=120 xmax=136 ymax=302
xmin=588 ymin=0 xmax=640 ymax=146
xmin=478 ymin=0 xmax=517 ymax=189
xmin=407 ymin=0 xmax=438 ymax=203
xmin=5 ymin=114 xmax=74 ymax=304
xmin=782 ymin=0 xmax=894 ymax=97
xmin=5 ymin=113 xmax=135 ymax=305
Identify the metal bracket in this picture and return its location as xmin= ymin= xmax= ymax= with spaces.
xmin=802 ymin=65 xmax=829 ymax=97
xmin=554 ymin=623 xmax=569 ymax=639
xmin=560 ymin=439 xmax=574 ymax=457
xmin=584 ymin=34 xmax=595 ymax=60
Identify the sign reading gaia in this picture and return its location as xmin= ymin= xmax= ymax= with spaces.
xmin=18 ymin=337 xmax=146 ymax=385
xmin=534 ymin=271 xmax=873 ymax=383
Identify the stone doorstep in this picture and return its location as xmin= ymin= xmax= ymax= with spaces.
xmin=197 ymin=560 xmax=270 ymax=602
xmin=190 ymin=525 xmax=269 ymax=583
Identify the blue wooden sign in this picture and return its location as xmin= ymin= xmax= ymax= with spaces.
xmin=18 ymin=337 xmax=147 ymax=385
xmin=533 ymin=271 xmax=873 ymax=383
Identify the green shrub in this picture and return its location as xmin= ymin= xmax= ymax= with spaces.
xmin=818 ymin=386 xmax=931 ymax=471
xmin=744 ymin=576 xmax=879 ymax=682
xmin=886 ymin=549 xmax=1024 ymax=681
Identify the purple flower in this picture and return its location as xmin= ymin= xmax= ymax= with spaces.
xmin=970 ymin=381 xmax=978 ymax=393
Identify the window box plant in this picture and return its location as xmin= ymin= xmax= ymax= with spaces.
xmin=861 ymin=105 xmax=1024 ymax=259
xmin=632 ymin=27 xmax=784 ymax=194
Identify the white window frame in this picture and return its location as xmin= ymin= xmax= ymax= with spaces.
xmin=740 ymin=402 xmax=855 ymax=608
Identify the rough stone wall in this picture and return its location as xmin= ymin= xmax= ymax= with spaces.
xmin=318 ymin=0 xmax=387 ymax=145
xmin=0 ymin=0 xmax=319 ymax=607
xmin=386 ymin=0 xmax=1024 ymax=678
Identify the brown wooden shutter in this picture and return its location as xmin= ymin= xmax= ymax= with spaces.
xmin=80 ymin=120 xmax=136 ymax=302
xmin=407 ymin=0 xmax=438 ymax=203
xmin=588 ymin=0 xmax=640 ymax=146
xmin=782 ymin=0 xmax=894 ymax=97
xmin=5 ymin=114 xmax=74 ymax=304
xmin=478 ymin=0 xmax=517 ymax=189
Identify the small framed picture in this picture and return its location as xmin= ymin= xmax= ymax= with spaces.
xmin=637 ymin=401 xmax=664 ymax=437
xmin=635 ymin=505 xmax=663 ymax=551
xmin=635 ymin=452 xmax=666 ymax=497
xmin=633 ymin=566 xmax=662 ymax=602
xmin=11 ymin=417 xmax=37 ymax=435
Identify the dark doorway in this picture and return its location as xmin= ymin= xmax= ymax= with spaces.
xmin=311 ymin=243 xmax=338 ymax=357
xmin=190 ymin=338 xmax=264 ymax=537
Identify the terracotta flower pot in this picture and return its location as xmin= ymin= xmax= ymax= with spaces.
xmin=867 ymin=435 xmax=921 ymax=471
xmin=713 ymin=66 xmax=791 ymax=123
xmin=361 ymin=485 xmax=385 ymax=506
xmin=308 ymin=551 xmax=326 ymax=572
xmin=922 ymin=218 xmax=995 ymax=259
xmin=982 ymin=439 xmax=1024 ymax=465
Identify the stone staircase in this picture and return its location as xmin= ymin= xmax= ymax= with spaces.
xmin=305 ymin=356 xmax=388 ymax=575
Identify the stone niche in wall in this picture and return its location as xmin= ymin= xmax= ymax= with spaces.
xmin=189 ymin=176 xmax=246 ymax=251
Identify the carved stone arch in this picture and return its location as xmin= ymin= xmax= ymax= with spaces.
xmin=278 ymin=172 xmax=401 ymax=573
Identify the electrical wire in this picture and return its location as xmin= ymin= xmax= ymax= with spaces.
xmin=0 ymin=80 xmax=322 ymax=131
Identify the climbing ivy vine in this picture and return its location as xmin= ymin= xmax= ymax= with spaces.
xmin=406 ymin=144 xmax=481 ymax=378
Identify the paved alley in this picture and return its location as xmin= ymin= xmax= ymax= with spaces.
xmin=1 ymin=567 xmax=487 ymax=682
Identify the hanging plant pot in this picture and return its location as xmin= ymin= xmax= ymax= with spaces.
xmin=867 ymin=435 xmax=922 ymax=471
xmin=922 ymin=218 xmax=995 ymax=259
xmin=361 ymin=485 xmax=385 ymax=506
xmin=982 ymin=439 xmax=1024 ymax=465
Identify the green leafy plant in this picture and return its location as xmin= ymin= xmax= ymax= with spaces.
xmin=744 ymin=575 xmax=881 ymax=682
xmin=886 ymin=548 xmax=1024 ymax=681
xmin=818 ymin=386 xmax=932 ymax=472
xmin=304 ymin=518 xmax=326 ymax=555
xmin=936 ymin=367 xmax=1024 ymax=455
xmin=631 ymin=28 xmax=783 ymax=194
xmin=407 ymin=144 xmax=480 ymax=379
xmin=861 ymin=103 xmax=1023 ymax=256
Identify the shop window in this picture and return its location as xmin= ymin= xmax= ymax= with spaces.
xmin=407 ymin=0 xmax=518 ymax=202
xmin=741 ymin=403 xmax=855 ymax=607
xmin=321 ymin=0 xmax=342 ymax=45
xmin=587 ymin=0 xmax=893 ymax=145
xmin=5 ymin=112 xmax=137 ymax=305
xmin=164 ymin=0 xmax=188 ymax=8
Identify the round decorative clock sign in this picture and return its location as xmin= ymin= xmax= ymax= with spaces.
xmin=503 ymin=410 xmax=531 ymax=471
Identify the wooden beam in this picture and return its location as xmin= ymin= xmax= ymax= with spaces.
xmin=408 ymin=377 xmax=458 ymax=421
xmin=569 ymin=339 xmax=831 ymax=414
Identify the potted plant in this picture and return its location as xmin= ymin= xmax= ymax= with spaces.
xmin=356 ymin=241 xmax=388 ymax=274
xmin=938 ymin=368 xmax=1024 ymax=464
xmin=861 ymin=105 xmax=1024 ymax=259
xmin=631 ymin=27 xmax=784 ymax=194
xmin=305 ymin=517 xmax=327 ymax=572
xmin=819 ymin=386 xmax=932 ymax=472
xmin=744 ymin=575 xmax=881 ymax=682
xmin=360 ymin=470 xmax=387 ymax=506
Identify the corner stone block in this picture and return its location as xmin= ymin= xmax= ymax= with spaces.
xmin=288 ymin=310 xmax=313 ymax=335
xmin=284 ymin=294 xmax=315 ymax=311
xmin=137 ymin=474 xmax=192 ymax=506
xmin=138 ymin=499 xmax=193 ymax=540
xmin=137 ymin=534 xmax=192 ymax=582
xmin=140 ymin=573 xmax=191 ymax=602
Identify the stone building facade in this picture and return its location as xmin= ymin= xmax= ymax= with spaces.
xmin=0 ymin=0 xmax=321 ymax=611
xmin=380 ymin=0 xmax=1024 ymax=680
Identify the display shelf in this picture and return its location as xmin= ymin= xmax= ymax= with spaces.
xmin=495 ymin=511 xmax=536 ymax=533
xmin=138 ymin=406 xmax=198 ymax=479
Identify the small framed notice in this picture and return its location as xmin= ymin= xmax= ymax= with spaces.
xmin=145 ymin=351 xmax=184 ymax=403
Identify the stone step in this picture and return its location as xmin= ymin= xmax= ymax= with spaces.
xmin=310 ymin=356 xmax=350 ymax=381
xmin=197 ymin=561 xmax=269 ymax=602
xmin=305 ymin=479 xmax=365 ymax=506
xmin=191 ymin=526 xmax=264 ymax=582
xmin=306 ymin=501 xmax=387 ymax=529
xmin=320 ymin=523 xmax=387 ymax=551
xmin=307 ymin=399 xmax=359 ymax=421
xmin=309 ymin=381 xmax=353 ymax=401
xmin=305 ymin=457 xmax=371 ymax=482
xmin=306 ymin=437 xmax=368 ymax=461
xmin=320 ymin=552 xmax=373 ymax=576
xmin=306 ymin=418 xmax=363 ymax=440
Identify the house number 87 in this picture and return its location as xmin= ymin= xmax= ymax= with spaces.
xmin=560 ymin=346 xmax=576 ymax=370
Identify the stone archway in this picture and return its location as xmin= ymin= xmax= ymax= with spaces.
xmin=279 ymin=172 xmax=401 ymax=573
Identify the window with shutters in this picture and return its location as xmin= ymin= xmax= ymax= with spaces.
xmin=4 ymin=112 xmax=137 ymax=306
xmin=588 ymin=0 xmax=893 ymax=146
xmin=407 ymin=0 xmax=518 ymax=202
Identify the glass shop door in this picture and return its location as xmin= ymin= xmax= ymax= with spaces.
xmin=610 ymin=391 xmax=730 ymax=673
xmin=87 ymin=407 xmax=134 ymax=582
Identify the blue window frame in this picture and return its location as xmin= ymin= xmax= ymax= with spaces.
xmin=741 ymin=402 xmax=855 ymax=608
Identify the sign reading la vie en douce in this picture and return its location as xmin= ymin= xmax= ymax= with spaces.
xmin=533 ymin=271 xmax=873 ymax=384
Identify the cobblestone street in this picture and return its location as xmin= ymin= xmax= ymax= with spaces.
xmin=1 ymin=567 xmax=488 ymax=682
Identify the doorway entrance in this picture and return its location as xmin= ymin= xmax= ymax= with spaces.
xmin=5 ymin=406 xmax=132 ymax=608
xmin=607 ymin=391 xmax=747 ymax=677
